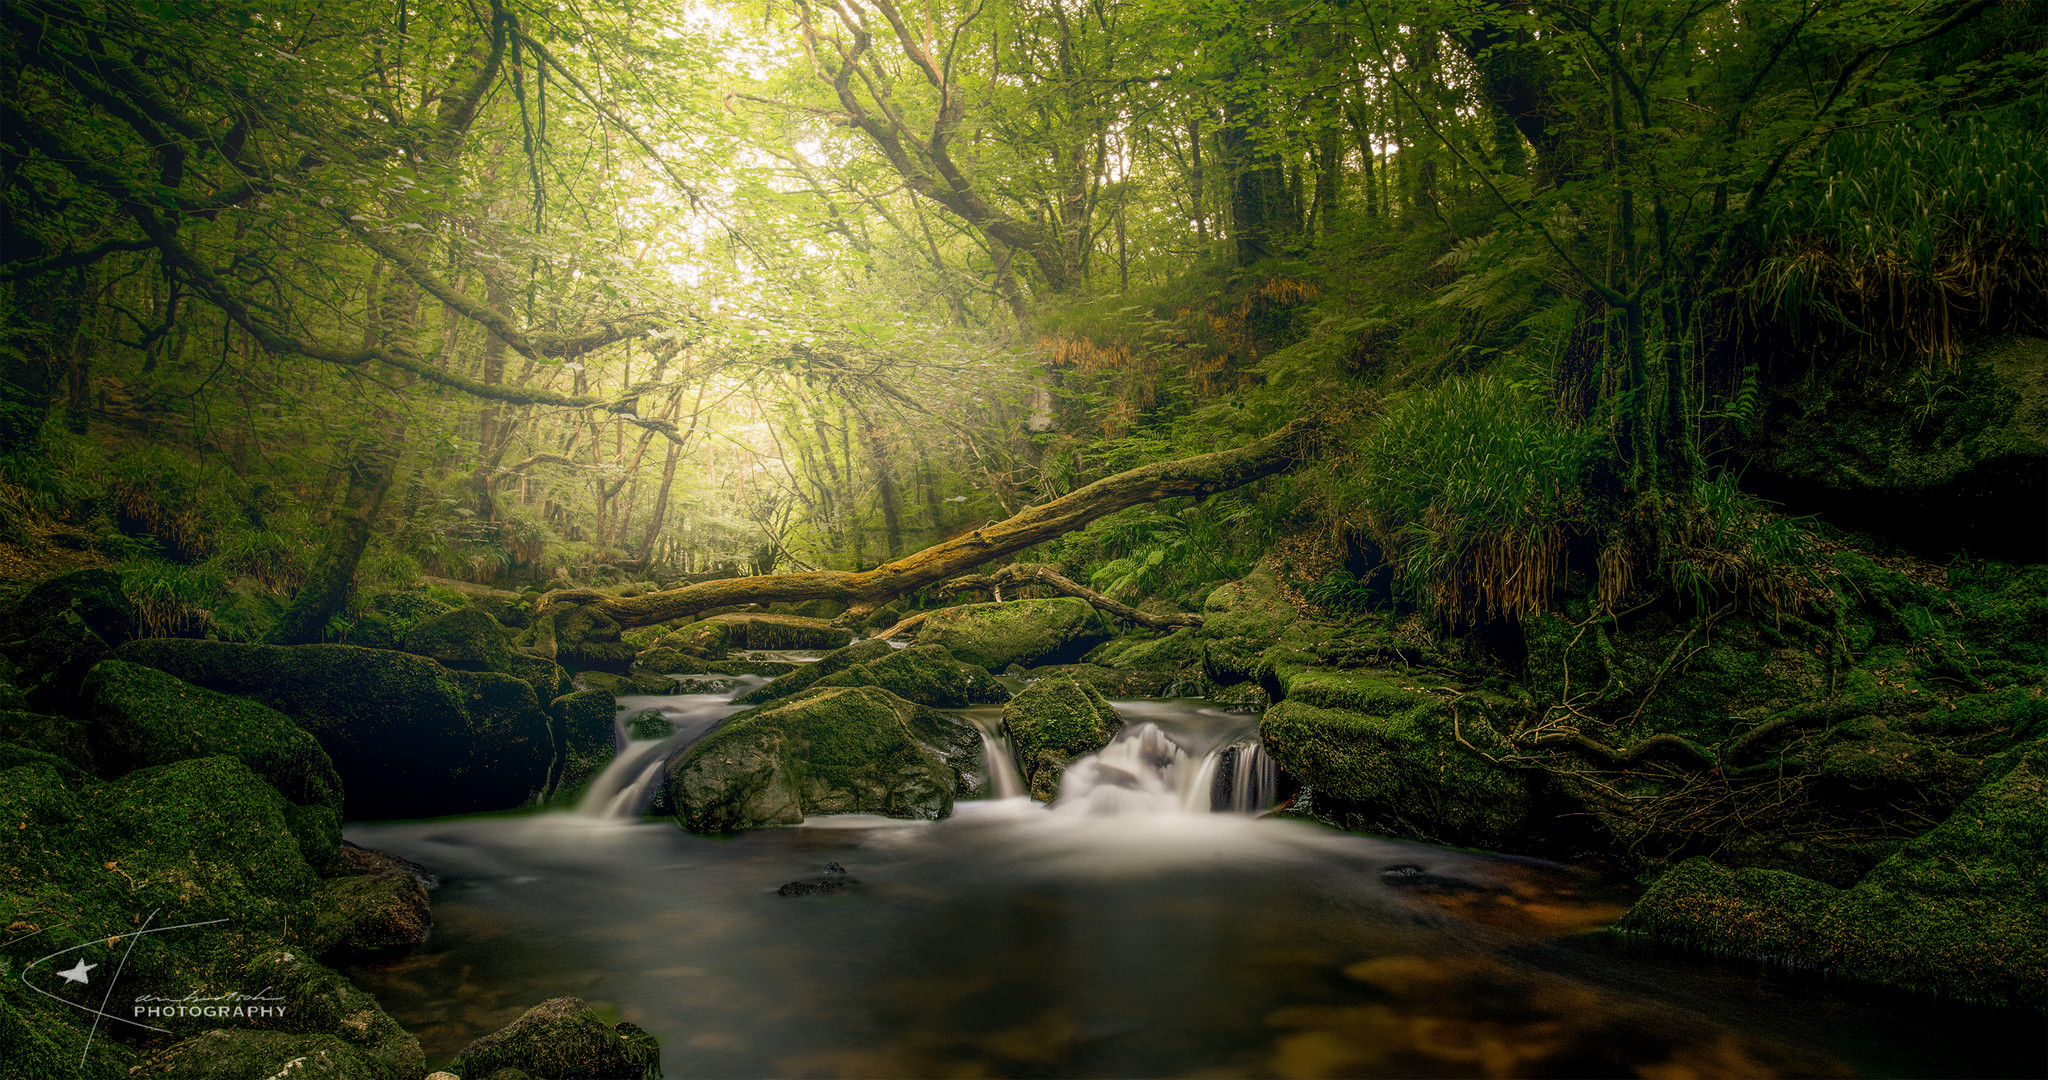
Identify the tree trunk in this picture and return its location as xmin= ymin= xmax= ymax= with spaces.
xmin=264 ymin=430 xmax=402 ymax=644
xmin=542 ymin=417 xmax=1325 ymax=627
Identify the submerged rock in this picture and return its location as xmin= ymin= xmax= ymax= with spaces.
xmin=1003 ymin=675 xmax=1123 ymax=801
xmin=447 ymin=996 xmax=661 ymax=1080
xmin=917 ymin=597 xmax=1112 ymax=671
xmin=112 ymin=639 xmax=553 ymax=819
xmin=1622 ymin=741 xmax=2048 ymax=1009
xmin=665 ymin=685 xmax=984 ymax=832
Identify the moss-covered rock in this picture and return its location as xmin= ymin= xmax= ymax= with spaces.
xmin=398 ymin=605 xmax=515 ymax=672
xmin=229 ymin=950 xmax=426 ymax=1076
xmin=142 ymin=1030 xmax=390 ymax=1079
xmin=81 ymin=660 xmax=344 ymax=865
xmin=1622 ymin=741 xmax=2048 ymax=1008
xmin=1002 ymin=675 xmax=1122 ymax=801
xmin=732 ymin=637 xmax=896 ymax=706
xmin=447 ymin=996 xmax=661 ymax=1080
xmin=112 ymin=639 xmax=552 ymax=819
xmin=625 ymin=708 xmax=674 ymax=740
xmin=315 ymin=864 xmax=431 ymax=955
xmin=630 ymin=646 xmax=708 ymax=676
xmin=549 ymin=690 xmax=616 ymax=802
xmin=205 ymin=577 xmax=287 ymax=643
xmin=575 ymin=670 xmax=681 ymax=697
xmin=0 ymin=707 xmax=95 ymax=773
xmin=693 ymin=612 xmax=849 ymax=652
xmin=916 ymin=598 xmax=1111 ymax=671
xmin=665 ymin=685 xmax=984 ymax=832
xmin=1260 ymin=667 xmax=1529 ymax=848
xmin=1023 ymin=663 xmax=1176 ymax=699
xmin=811 ymin=644 xmax=1007 ymax=708
xmin=0 ymin=568 xmax=132 ymax=711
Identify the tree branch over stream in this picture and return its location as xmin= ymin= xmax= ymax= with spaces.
xmin=541 ymin=416 xmax=1328 ymax=625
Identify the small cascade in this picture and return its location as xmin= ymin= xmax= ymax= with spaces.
xmin=576 ymin=676 xmax=767 ymax=821
xmin=1209 ymin=741 xmax=1278 ymax=813
xmin=978 ymin=725 xmax=1027 ymax=800
xmin=1051 ymin=718 xmax=1278 ymax=817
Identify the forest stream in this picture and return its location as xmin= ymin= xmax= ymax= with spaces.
xmin=342 ymin=678 xmax=2042 ymax=1079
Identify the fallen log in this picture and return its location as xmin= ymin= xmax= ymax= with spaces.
xmin=929 ymin=563 xmax=1202 ymax=632
xmin=541 ymin=416 xmax=1324 ymax=628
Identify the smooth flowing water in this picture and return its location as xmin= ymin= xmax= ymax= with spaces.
xmin=345 ymin=683 xmax=2041 ymax=1078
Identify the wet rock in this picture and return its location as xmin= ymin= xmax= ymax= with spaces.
xmin=732 ymin=637 xmax=895 ymax=706
xmin=112 ymin=639 xmax=553 ymax=819
xmin=1003 ymin=675 xmax=1123 ymax=801
xmin=142 ymin=1030 xmax=385 ymax=1079
xmin=1622 ymin=741 xmax=2048 ymax=1008
xmin=665 ymin=685 xmax=984 ymax=832
xmin=231 ymin=950 xmax=426 ymax=1075
xmin=80 ymin=660 xmax=344 ymax=869
xmin=549 ymin=689 xmax=618 ymax=803
xmin=810 ymin=643 xmax=1008 ymax=708
xmin=447 ymin=996 xmax=661 ymax=1080
xmin=1258 ymin=668 xmax=1529 ymax=849
xmin=703 ymin=658 xmax=799 ymax=677
xmin=1025 ymin=662 xmax=1174 ymax=699
xmin=697 ymin=612 xmax=850 ymax=652
xmin=576 ymin=670 xmax=681 ymax=696
xmin=625 ymin=708 xmax=674 ymax=740
xmin=316 ymin=863 xmax=431 ymax=955
xmin=776 ymin=877 xmax=855 ymax=896
xmin=917 ymin=598 xmax=1112 ymax=671
xmin=1196 ymin=565 xmax=1302 ymax=687
xmin=631 ymin=645 xmax=708 ymax=676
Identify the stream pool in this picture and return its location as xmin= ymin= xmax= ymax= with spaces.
xmin=343 ymin=687 xmax=2044 ymax=1078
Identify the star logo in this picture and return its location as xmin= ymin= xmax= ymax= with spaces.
xmin=57 ymin=959 xmax=95 ymax=985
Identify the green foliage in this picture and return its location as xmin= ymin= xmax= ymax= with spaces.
xmin=117 ymin=557 xmax=225 ymax=638
xmin=1343 ymin=373 xmax=1599 ymax=623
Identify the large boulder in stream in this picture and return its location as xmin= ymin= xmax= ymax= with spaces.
xmin=112 ymin=638 xmax=553 ymax=819
xmin=448 ymin=996 xmax=661 ymax=1080
xmin=1621 ymin=740 xmax=2048 ymax=1009
xmin=1002 ymin=675 xmax=1123 ymax=801
xmin=732 ymin=637 xmax=897 ymax=705
xmin=665 ymin=685 xmax=985 ymax=832
xmin=916 ymin=597 xmax=1111 ymax=671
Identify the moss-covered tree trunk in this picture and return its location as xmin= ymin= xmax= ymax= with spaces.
xmin=264 ymin=429 xmax=402 ymax=644
xmin=544 ymin=416 xmax=1325 ymax=627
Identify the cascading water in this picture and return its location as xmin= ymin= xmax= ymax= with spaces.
xmin=576 ymin=674 xmax=770 ymax=820
xmin=1050 ymin=701 xmax=1276 ymax=817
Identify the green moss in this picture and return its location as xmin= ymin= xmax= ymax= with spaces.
xmin=1622 ymin=742 xmax=2048 ymax=1008
xmin=1023 ymin=663 xmax=1175 ymax=698
xmin=549 ymin=689 xmax=617 ymax=803
xmin=0 ymin=708 xmax=94 ymax=773
xmin=142 ymin=1030 xmax=388 ymax=1079
xmin=1260 ymin=674 xmax=1528 ymax=847
xmin=631 ymin=646 xmax=709 ymax=676
xmin=918 ymin=598 xmax=1112 ymax=671
xmin=696 ymin=613 xmax=851 ymax=651
xmin=1001 ymin=676 xmax=1122 ymax=800
xmin=448 ymin=996 xmax=660 ymax=1080
xmin=626 ymin=708 xmax=674 ymax=740
xmin=666 ymin=685 xmax=983 ymax=832
xmin=227 ymin=951 xmax=424 ymax=1075
xmin=111 ymin=639 xmax=553 ymax=819
xmin=732 ymin=637 xmax=895 ymax=706
xmin=398 ymin=605 xmax=514 ymax=672
xmin=812 ymin=644 xmax=1006 ymax=707
xmin=81 ymin=660 xmax=343 ymax=860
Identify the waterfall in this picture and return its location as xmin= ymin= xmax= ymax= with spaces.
xmin=577 ymin=676 xmax=769 ymax=821
xmin=977 ymin=725 xmax=1027 ymax=800
xmin=1050 ymin=720 xmax=1276 ymax=817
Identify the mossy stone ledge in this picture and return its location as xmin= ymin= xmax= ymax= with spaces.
xmin=1002 ymin=675 xmax=1123 ymax=801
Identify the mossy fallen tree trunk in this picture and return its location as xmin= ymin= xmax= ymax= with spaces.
xmin=542 ymin=417 xmax=1324 ymax=628
xmin=930 ymin=562 xmax=1205 ymax=632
